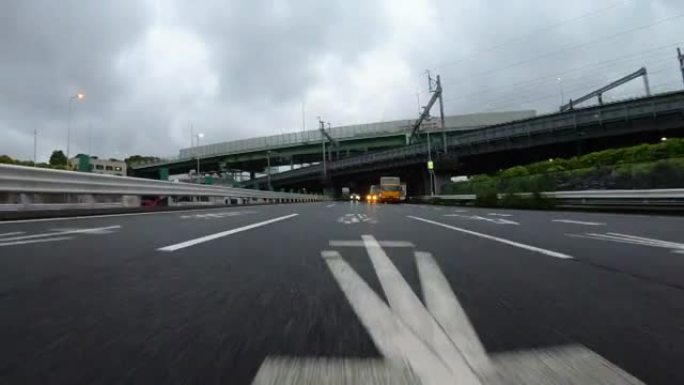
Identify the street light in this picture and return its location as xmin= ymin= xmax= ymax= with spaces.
xmin=557 ymin=78 xmax=564 ymax=106
xmin=67 ymin=92 xmax=85 ymax=161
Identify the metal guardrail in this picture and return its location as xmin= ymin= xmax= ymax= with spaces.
xmin=416 ymin=189 xmax=684 ymax=207
xmin=0 ymin=164 xmax=322 ymax=202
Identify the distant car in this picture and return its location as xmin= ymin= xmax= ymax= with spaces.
xmin=350 ymin=193 xmax=361 ymax=201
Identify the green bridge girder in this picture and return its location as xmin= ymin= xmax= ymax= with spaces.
xmin=131 ymin=134 xmax=408 ymax=179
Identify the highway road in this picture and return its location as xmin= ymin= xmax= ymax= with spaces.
xmin=1 ymin=202 xmax=683 ymax=384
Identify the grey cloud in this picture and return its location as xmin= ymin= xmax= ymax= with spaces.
xmin=1 ymin=0 xmax=682 ymax=161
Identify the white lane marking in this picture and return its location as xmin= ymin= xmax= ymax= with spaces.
xmin=487 ymin=213 xmax=512 ymax=217
xmin=321 ymin=240 xmax=641 ymax=383
xmin=321 ymin=250 xmax=456 ymax=385
xmin=157 ymin=213 xmax=299 ymax=252
xmin=415 ymin=251 xmax=491 ymax=375
xmin=0 ymin=225 xmax=121 ymax=242
xmin=0 ymin=207 xmax=265 ymax=224
xmin=451 ymin=209 xmax=469 ymax=213
xmin=337 ymin=213 xmax=378 ymax=225
xmin=0 ymin=231 xmax=25 ymax=238
xmin=251 ymin=357 xmax=419 ymax=385
xmin=274 ymin=240 xmax=643 ymax=384
xmin=409 ymin=216 xmax=573 ymax=260
xmin=326 ymin=203 xmax=337 ymax=208
xmin=568 ymin=232 xmax=684 ymax=252
xmin=329 ymin=240 xmax=414 ymax=248
xmin=445 ymin=214 xmax=519 ymax=225
xmin=490 ymin=345 xmax=645 ymax=384
xmin=0 ymin=236 xmax=73 ymax=247
xmin=360 ymin=235 xmax=480 ymax=383
xmin=552 ymin=219 xmax=605 ymax=226
xmin=180 ymin=210 xmax=258 ymax=219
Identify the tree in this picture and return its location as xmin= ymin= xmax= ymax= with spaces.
xmin=0 ymin=155 xmax=15 ymax=164
xmin=125 ymin=155 xmax=161 ymax=165
xmin=49 ymin=150 xmax=67 ymax=166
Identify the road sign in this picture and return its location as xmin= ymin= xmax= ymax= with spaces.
xmin=427 ymin=160 xmax=434 ymax=170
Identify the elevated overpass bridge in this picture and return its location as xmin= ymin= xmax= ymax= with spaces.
xmin=129 ymin=111 xmax=535 ymax=181
xmin=242 ymin=91 xmax=684 ymax=195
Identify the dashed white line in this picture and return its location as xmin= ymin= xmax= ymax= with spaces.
xmin=0 ymin=207 xmax=259 ymax=224
xmin=552 ymin=219 xmax=605 ymax=226
xmin=0 ymin=231 xmax=25 ymax=238
xmin=0 ymin=225 xmax=121 ymax=242
xmin=0 ymin=236 xmax=73 ymax=247
xmin=487 ymin=213 xmax=513 ymax=217
xmin=408 ymin=216 xmax=573 ymax=260
xmin=326 ymin=203 xmax=337 ymax=208
xmin=157 ymin=213 xmax=299 ymax=252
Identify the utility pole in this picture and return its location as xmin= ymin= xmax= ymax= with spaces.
xmin=319 ymin=117 xmax=327 ymax=177
xmin=678 ymin=48 xmax=684 ymax=86
xmin=437 ymin=75 xmax=447 ymax=154
xmin=190 ymin=123 xmax=194 ymax=147
xmin=266 ymin=151 xmax=272 ymax=191
xmin=33 ymin=129 xmax=38 ymax=164
xmin=426 ymin=113 xmax=435 ymax=196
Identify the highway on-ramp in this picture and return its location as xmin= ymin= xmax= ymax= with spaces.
xmin=1 ymin=203 xmax=683 ymax=384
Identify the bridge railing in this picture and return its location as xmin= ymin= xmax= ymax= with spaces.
xmin=0 ymin=164 xmax=323 ymax=212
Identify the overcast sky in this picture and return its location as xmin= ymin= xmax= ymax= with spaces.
xmin=1 ymin=0 xmax=683 ymax=161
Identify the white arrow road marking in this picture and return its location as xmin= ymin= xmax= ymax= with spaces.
xmin=337 ymin=214 xmax=378 ymax=225
xmin=251 ymin=357 xmax=420 ymax=385
xmin=321 ymin=250 xmax=458 ymax=385
xmin=487 ymin=345 xmax=645 ymax=384
xmin=444 ymin=214 xmax=519 ymax=225
xmin=409 ymin=216 xmax=573 ymax=259
xmin=252 ymin=237 xmax=643 ymax=384
xmin=360 ymin=235 xmax=481 ymax=384
xmin=415 ymin=251 xmax=491 ymax=376
xmin=157 ymin=213 xmax=299 ymax=252
xmin=568 ymin=232 xmax=684 ymax=253
xmin=552 ymin=219 xmax=605 ymax=226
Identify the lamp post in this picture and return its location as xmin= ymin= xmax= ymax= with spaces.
xmin=557 ymin=78 xmax=565 ymax=106
xmin=67 ymin=92 xmax=85 ymax=161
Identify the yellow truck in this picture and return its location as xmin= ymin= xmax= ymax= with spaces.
xmin=379 ymin=176 xmax=402 ymax=203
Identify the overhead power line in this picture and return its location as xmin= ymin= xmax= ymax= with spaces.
xmin=441 ymin=12 xmax=684 ymax=87
xmin=436 ymin=0 xmax=631 ymax=70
